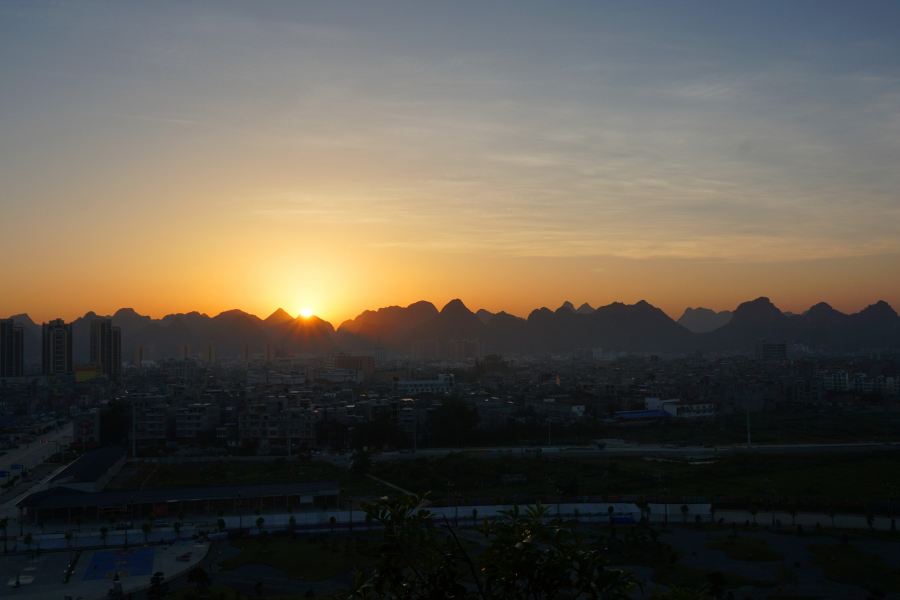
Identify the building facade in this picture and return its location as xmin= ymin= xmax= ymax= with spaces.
xmin=42 ymin=319 xmax=73 ymax=376
xmin=90 ymin=319 xmax=122 ymax=378
xmin=0 ymin=319 xmax=24 ymax=377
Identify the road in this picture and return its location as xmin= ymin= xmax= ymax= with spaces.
xmin=358 ymin=439 xmax=897 ymax=463
xmin=0 ymin=423 xmax=71 ymax=475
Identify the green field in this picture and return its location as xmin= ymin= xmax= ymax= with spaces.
xmin=140 ymin=449 xmax=900 ymax=509
xmin=371 ymin=450 xmax=900 ymax=504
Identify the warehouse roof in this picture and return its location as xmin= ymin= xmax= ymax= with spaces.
xmin=47 ymin=446 xmax=126 ymax=484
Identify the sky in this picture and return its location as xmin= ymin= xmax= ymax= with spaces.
xmin=2 ymin=1 xmax=900 ymax=325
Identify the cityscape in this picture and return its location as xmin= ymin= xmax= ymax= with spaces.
xmin=2 ymin=2 xmax=900 ymax=600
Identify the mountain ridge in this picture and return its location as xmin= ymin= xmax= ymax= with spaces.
xmin=6 ymin=296 xmax=900 ymax=361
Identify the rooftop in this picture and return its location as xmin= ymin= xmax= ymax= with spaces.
xmin=48 ymin=446 xmax=126 ymax=485
xmin=18 ymin=480 xmax=340 ymax=510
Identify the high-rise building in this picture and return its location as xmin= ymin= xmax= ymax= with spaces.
xmin=240 ymin=344 xmax=252 ymax=361
xmin=132 ymin=344 xmax=148 ymax=366
xmin=263 ymin=343 xmax=277 ymax=361
xmin=42 ymin=319 xmax=73 ymax=376
xmin=0 ymin=319 xmax=24 ymax=377
xmin=203 ymin=343 xmax=217 ymax=364
xmin=90 ymin=319 xmax=121 ymax=378
xmin=178 ymin=344 xmax=193 ymax=360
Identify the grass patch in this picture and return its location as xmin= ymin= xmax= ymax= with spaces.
xmin=706 ymin=535 xmax=784 ymax=562
xmin=218 ymin=535 xmax=378 ymax=581
xmin=806 ymin=542 xmax=900 ymax=593
xmin=371 ymin=449 xmax=900 ymax=504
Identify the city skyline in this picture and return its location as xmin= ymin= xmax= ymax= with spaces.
xmin=2 ymin=2 xmax=900 ymax=325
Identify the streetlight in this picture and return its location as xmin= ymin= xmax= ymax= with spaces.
xmin=238 ymin=491 xmax=243 ymax=535
xmin=348 ymin=494 xmax=353 ymax=533
xmin=656 ymin=476 xmax=665 ymax=527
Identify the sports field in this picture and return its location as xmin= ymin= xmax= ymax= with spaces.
xmin=82 ymin=547 xmax=155 ymax=581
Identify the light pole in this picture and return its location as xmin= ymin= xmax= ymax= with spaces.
xmin=656 ymin=476 xmax=665 ymax=527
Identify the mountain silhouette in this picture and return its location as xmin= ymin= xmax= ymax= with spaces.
xmin=404 ymin=299 xmax=486 ymax=349
xmin=475 ymin=309 xmax=494 ymax=325
xmin=7 ymin=296 xmax=900 ymax=363
xmin=336 ymin=301 xmax=439 ymax=351
xmin=677 ymin=307 xmax=733 ymax=333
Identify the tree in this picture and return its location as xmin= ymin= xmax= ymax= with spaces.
xmin=23 ymin=533 xmax=32 ymax=551
xmin=174 ymin=522 xmax=182 ymax=538
xmin=330 ymin=515 xmax=337 ymax=533
xmin=256 ymin=517 xmax=265 ymax=534
xmin=680 ymin=505 xmax=689 ymax=523
xmin=142 ymin=523 xmax=152 ymax=543
xmin=148 ymin=571 xmax=169 ymax=600
xmin=289 ymin=515 xmax=297 ymax=534
xmin=217 ymin=518 xmax=226 ymax=532
xmin=828 ymin=507 xmax=836 ymax=528
xmin=100 ymin=527 xmax=108 ymax=546
xmin=345 ymin=493 xmax=639 ymax=600
xmin=749 ymin=505 xmax=759 ymax=525
xmin=187 ymin=566 xmax=212 ymax=595
xmin=351 ymin=451 xmax=373 ymax=475
xmin=789 ymin=506 xmax=798 ymax=525
xmin=258 ymin=530 xmax=271 ymax=554
xmin=608 ymin=505 xmax=615 ymax=525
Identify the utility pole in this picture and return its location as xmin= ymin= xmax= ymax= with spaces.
xmin=746 ymin=398 xmax=751 ymax=447
xmin=131 ymin=401 xmax=136 ymax=457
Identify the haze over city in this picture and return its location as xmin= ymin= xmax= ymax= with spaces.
xmin=3 ymin=2 xmax=900 ymax=324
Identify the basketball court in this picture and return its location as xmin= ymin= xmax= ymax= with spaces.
xmin=82 ymin=547 xmax=155 ymax=581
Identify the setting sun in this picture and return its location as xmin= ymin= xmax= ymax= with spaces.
xmin=300 ymin=308 xmax=313 ymax=318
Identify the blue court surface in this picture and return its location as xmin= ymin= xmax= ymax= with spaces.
xmin=83 ymin=547 xmax=155 ymax=580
